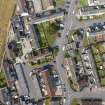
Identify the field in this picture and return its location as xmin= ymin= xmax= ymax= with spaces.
xmin=71 ymin=99 xmax=79 ymax=105
xmin=79 ymin=0 xmax=88 ymax=6
xmin=55 ymin=0 xmax=65 ymax=7
xmin=0 ymin=0 xmax=16 ymax=65
xmin=0 ymin=70 xmax=7 ymax=88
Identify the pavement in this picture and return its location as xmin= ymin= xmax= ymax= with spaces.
xmin=4 ymin=0 xmax=105 ymax=105
xmin=31 ymin=8 xmax=64 ymax=24
xmin=55 ymin=0 xmax=78 ymax=105
xmin=55 ymin=0 xmax=105 ymax=105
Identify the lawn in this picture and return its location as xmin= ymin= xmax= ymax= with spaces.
xmin=100 ymin=78 xmax=105 ymax=86
xmin=83 ymin=34 xmax=90 ymax=47
xmin=92 ymin=46 xmax=99 ymax=55
xmin=68 ymin=31 xmax=78 ymax=44
xmin=0 ymin=70 xmax=7 ymax=88
xmin=71 ymin=99 xmax=79 ymax=105
xmin=0 ymin=0 xmax=16 ymax=65
xmin=37 ymin=21 xmax=59 ymax=48
xmin=64 ymin=51 xmax=70 ymax=58
xmin=29 ymin=54 xmax=53 ymax=68
xmin=54 ymin=0 xmax=65 ymax=7
xmin=80 ymin=0 xmax=88 ymax=6
xmin=44 ymin=99 xmax=51 ymax=105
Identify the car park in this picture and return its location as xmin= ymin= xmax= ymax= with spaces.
xmin=94 ymin=6 xmax=99 ymax=9
xmin=88 ymin=22 xmax=105 ymax=33
xmin=64 ymin=11 xmax=68 ymax=15
xmin=65 ymin=5 xmax=69 ymax=8
xmin=101 ymin=4 xmax=105 ymax=8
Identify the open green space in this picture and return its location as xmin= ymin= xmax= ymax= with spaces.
xmin=83 ymin=34 xmax=89 ymax=47
xmin=37 ymin=21 xmax=59 ymax=48
xmin=71 ymin=99 xmax=80 ymax=105
xmin=91 ymin=44 xmax=105 ymax=87
xmin=100 ymin=78 xmax=105 ymax=86
xmin=29 ymin=54 xmax=53 ymax=68
xmin=68 ymin=31 xmax=77 ymax=43
xmin=54 ymin=0 xmax=65 ymax=7
xmin=74 ymin=49 xmax=81 ymax=63
xmin=44 ymin=99 xmax=51 ymax=105
xmin=0 ymin=0 xmax=16 ymax=66
xmin=0 ymin=70 xmax=7 ymax=88
xmin=64 ymin=51 xmax=70 ymax=58
xmin=80 ymin=0 xmax=88 ymax=6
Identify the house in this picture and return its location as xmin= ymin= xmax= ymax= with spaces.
xmin=41 ymin=69 xmax=56 ymax=97
xmin=11 ymin=16 xmax=26 ymax=42
xmin=88 ymin=0 xmax=105 ymax=6
xmin=77 ymin=5 xmax=105 ymax=20
xmin=32 ymin=0 xmax=42 ymax=13
xmin=37 ymin=66 xmax=62 ymax=97
xmin=16 ymin=0 xmax=29 ymax=15
xmin=41 ymin=0 xmax=54 ymax=10
xmin=87 ymin=31 xmax=105 ymax=42
xmin=32 ymin=0 xmax=54 ymax=13
xmin=81 ymin=99 xmax=102 ymax=105
xmin=15 ymin=64 xmax=43 ymax=102
xmin=16 ymin=0 xmax=35 ymax=15
xmin=28 ymin=24 xmax=40 ymax=49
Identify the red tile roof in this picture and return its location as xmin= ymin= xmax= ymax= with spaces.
xmin=41 ymin=69 xmax=55 ymax=97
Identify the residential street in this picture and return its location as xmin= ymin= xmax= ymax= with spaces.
xmin=55 ymin=0 xmax=105 ymax=105
xmin=2 ymin=0 xmax=105 ymax=105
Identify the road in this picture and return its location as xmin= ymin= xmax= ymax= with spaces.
xmin=55 ymin=0 xmax=78 ymax=105
xmin=55 ymin=0 xmax=105 ymax=105
xmin=31 ymin=8 xmax=64 ymax=24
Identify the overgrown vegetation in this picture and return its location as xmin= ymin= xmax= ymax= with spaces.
xmin=37 ymin=21 xmax=59 ymax=48
xmin=0 ymin=70 xmax=7 ymax=88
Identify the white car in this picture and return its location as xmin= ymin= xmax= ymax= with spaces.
xmin=62 ymin=46 xmax=65 ymax=51
xmin=63 ymin=97 xmax=66 ymax=103
xmin=72 ymin=10 xmax=75 ymax=14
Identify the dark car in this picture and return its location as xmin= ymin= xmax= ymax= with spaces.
xmin=97 ymin=23 xmax=103 ymax=30
xmin=9 ymin=67 xmax=16 ymax=77
xmin=64 ymin=11 xmax=68 ymax=15
xmin=58 ymin=32 xmax=61 ymax=37
xmin=20 ymin=95 xmax=30 ymax=104
xmin=66 ymin=1 xmax=71 ymax=4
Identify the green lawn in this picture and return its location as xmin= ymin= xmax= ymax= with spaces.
xmin=71 ymin=99 xmax=79 ymax=105
xmin=92 ymin=46 xmax=99 ymax=55
xmin=0 ymin=70 xmax=7 ymax=88
xmin=64 ymin=51 xmax=70 ymax=58
xmin=101 ymin=78 xmax=105 ymax=86
xmin=37 ymin=21 xmax=59 ymax=48
xmin=44 ymin=99 xmax=50 ymax=105
xmin=54 ymin=0 xmax=65 ymax=7
xmin=80 ymin=0 xmax=88 ymax=6
xmin=83 ymin=34 xmax=89 ymax=47
xmin=29 ymin=54 xmax=53 ymax=68
xmin=94 ymin=54 xmax=101 ymax=63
